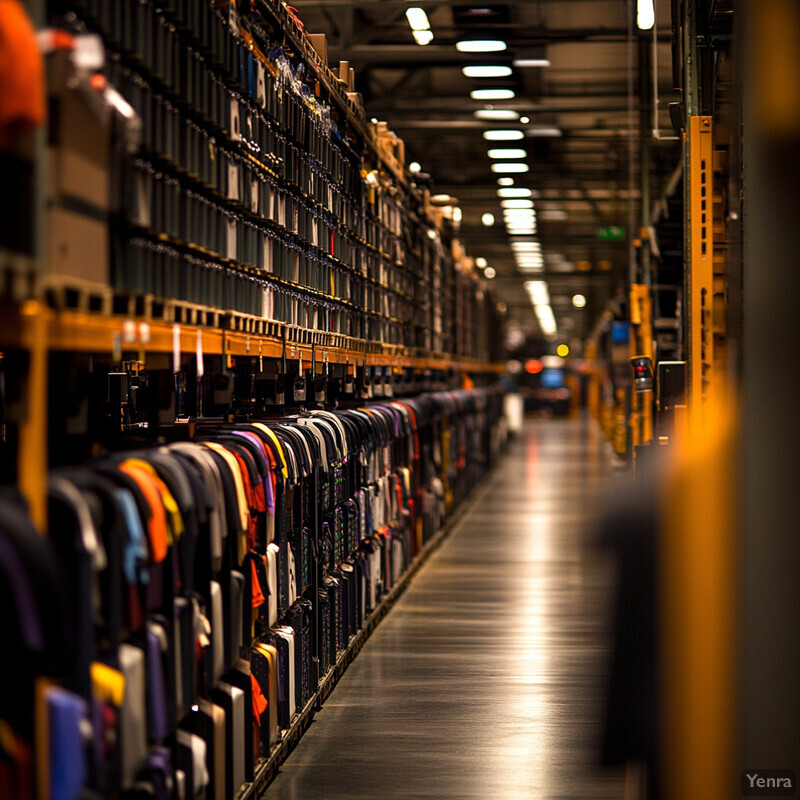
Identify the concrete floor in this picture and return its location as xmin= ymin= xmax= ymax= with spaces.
xmin=264 ymin=418 xmax=628 ymax=800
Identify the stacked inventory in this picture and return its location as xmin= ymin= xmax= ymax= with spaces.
xmin=35 ymin=0 xmax=495 ymax=357
xmin=0 ymin=1 xmax=509 ymax=797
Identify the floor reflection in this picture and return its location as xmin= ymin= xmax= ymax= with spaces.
xmin=266 ymin=419 xmax=626 ymax=800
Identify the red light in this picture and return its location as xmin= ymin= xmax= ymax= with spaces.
xmin=525 ymin=359 xmax=543 ymax=374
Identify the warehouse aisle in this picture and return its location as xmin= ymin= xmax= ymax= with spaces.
xmin=265 ymin=418 xmax=627 ymax=800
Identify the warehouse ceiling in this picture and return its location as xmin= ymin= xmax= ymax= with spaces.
xmin=289 ymin=0 xmax=682 ymax=355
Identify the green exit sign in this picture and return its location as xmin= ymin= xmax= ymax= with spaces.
xmin=597 ymin=225 xmax=626 ymax=241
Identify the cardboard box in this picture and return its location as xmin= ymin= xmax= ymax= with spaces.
xmin=46 ymin=53 xmax=110 ymax=212
xmin=46 ymin=206 xmax=109 ymax=285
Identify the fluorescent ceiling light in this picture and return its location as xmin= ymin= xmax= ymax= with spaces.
xmin=483 ymin=129 xmax=524 ymax=141
xmin=405 ymin=7 xmax=430 ymax=31
xmin=535 ymin=305 xmax=557 ymax=335
xmin=471 ymin=88 xmax=515 ymax=100
xmin=539 ymin=209 xmax=568 ymax=221
xmin=456 ymin=39 xmax=507 ymax=53
xmin=501 ymin=199 xmax=534 ymax=209
xmin=526 ymin=126 xmax=562 ymax=138
xmin=487 ymin=147 xmax=527 ymax=159
xmin=511 ymin=240 xmax=540 ymax=248
xmin=475 ymin=109 xmax=519 ymax=121
xmin=525 ymin=281 xmax=550 ymax=305
xmin=481 ymin=212 xmax=495 ymax=226
xmin=503 ymin=210 xmax=536 ymax=220
xmin=475 ymin=257 xmax=488 ymax=268
xmin=513 ymin=57 xmax=551 ymax=68
xmin=512 ymin=47 xmax=550 ymax=68
xmin=497 ymin=177 xmax=515 ymax=186
xmin=491 ymin=162 xmax=529 ymax=173
xmin=498 ymin=187 xmax=532 ymax=198
xmin=413 ymin=29 xmax=434 ymax=45
xmin=462 ymin=65 xmax=512 ymax=78
xmin=637 ymin=0 xmax=655 ymax=30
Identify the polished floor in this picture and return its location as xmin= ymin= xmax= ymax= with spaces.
xmin=264 ymin=418 xmax=628 ymax=800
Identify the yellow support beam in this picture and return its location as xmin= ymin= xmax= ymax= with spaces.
xmin=661 ymin=389 xmax=737 ymax=800
xmin=688 ymin=116 xmax=715 ymax=423
xmin=18 ymin=301 xmax=48 ymax=533
xmin=0 ymin=305 xmax=505 ymax=374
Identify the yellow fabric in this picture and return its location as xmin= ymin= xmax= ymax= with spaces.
xmin=91 ymin=662 xmax=126 ymax=707
xmin=204 ymin=443 xmax=249 ymax=533
xmin=252 ymin=423 xmax=288 ymax=480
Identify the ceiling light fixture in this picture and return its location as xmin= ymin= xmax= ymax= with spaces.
xmin=513 ymin=57 xmax=551 ymax=68
xmin=474 ymin=109 xmax=519 ymax=121
xmin=572 ymin=293 xmax=587 ymax=308
xmin=497 ymin=177 xmax=515 ymax=186
xmin=462 ymin=65 xmax=512 ymax=78
xmin=535 ymin=305 xmax=557 ymax=336
xmin=409 ymin=161 xmax=422 ymax=173
xmin=498 ymin=187 xmax=532 ymax=198
xmin=471 ymin=88 xmax=516 ymax=101
xmin=412 ymin=29 xmax=434 ymax=45
xmin=484 ymin=267 xmax=496 ymax=279
xmin=637 ymin=0 xmax=655 ymax=30
xmin=519 ymin=116 xmax=530 ymax=124
xmin=456 ymin=39 xmax=507 ymax=53
xmin=475 ymin=257 xmax=488 ymax=268
xmin=526 ymin=126 xmax=563 ymax=138
xmin=405 ymin=7 xmax=431 ymax=31
xmin=490 ymin=162 xmax=529 ymax=173
xmin=538 ymin=209 xmax=568 ymax=221
xmin=501 ymin=199 xmax=534 ymax=209
xmin=513 ymin=47 xmax=550 ymax=68
xmin=481 ymin=212 xmax=496 ymax=226
xmin=483 ymin=129 xmax=524 ymax=141
xmin=487 ymin=147 xmax=527 ymax=159
xmin=524 ymin=281 xmax=550 ymax=305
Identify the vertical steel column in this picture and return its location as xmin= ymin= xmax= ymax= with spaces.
xmin=740 ymin=0 xmax=800 ymax=781
xmin=18 ymin=0 xmax=49 ymax=531
xmin=660 ymin=2 xmax=736 ymax=798
xmin=687 ymin=115 xmax=714 ymax=418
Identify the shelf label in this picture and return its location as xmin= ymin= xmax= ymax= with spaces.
xmin=196 ymin=329 xmax=204 ymax=377
xmin=173 ymin=325 xmax=181 ymax=374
